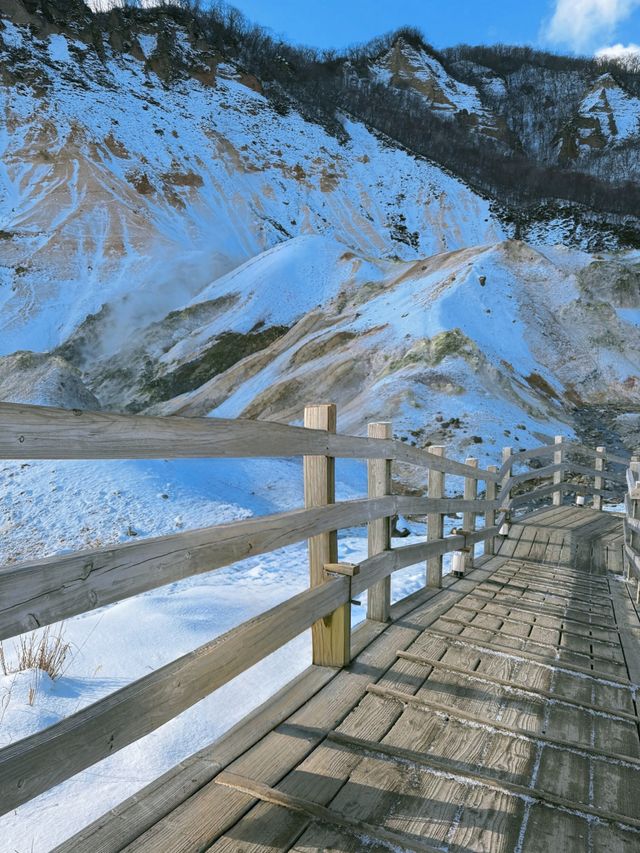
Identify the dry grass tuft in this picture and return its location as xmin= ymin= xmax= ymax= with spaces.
xmin=0 ymin=626 xmax=70 ymax=706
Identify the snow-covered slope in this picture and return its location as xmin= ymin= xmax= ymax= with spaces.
xmin=2 ymin=8 xmax=640 ymax=460
xmin=558 ymin=72 xmax=640 ymax=159
xmin=2 ymin=6 xmax=640 ymax=850
xmin=148 ymin=240 xmax=640 ymax=473
xmin=0 ymin=16 xmax=503 ymax=357
xmin=370 ymin=38 xmax=509 ymax=142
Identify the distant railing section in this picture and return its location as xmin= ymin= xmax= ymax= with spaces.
xmin=0 ymin=401 xmax=629 ymax=816
xmin=623 ymin=454 xmax=640 ymax=603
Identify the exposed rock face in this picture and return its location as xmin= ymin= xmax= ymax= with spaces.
xmin=0 ymin=352 xmax=99 ymax=408
xmin=370 ymin=39 xmax=511 ymax=143
xmin=557 ymin=73 xmax=640 ymax=161
xmin=0 ymin=3 xmax=639 ymax=456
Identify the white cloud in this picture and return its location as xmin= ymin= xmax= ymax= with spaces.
xmin=596 ymin=41 xmax=640 ymax=64
xmin=544 ymin=0 xmax=640 ymax=52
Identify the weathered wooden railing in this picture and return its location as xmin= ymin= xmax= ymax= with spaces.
xmin=0 ymin=402 xmax=629 ymax=816
xmin=623 ymin=453 xmax=640 ymax=602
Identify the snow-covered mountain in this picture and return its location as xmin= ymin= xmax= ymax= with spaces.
xmin=0 ymin=0 xmax=639 ymax=462
xmin=2 ymin=6 xmax=640 ymax=849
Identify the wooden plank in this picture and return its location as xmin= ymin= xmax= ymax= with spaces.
xmin=476 ymin=579 xmax=614 ymax=618
xmin=212 ymin=771 xmax=442 ymax=853
xmin=553 ymin=435 xmax=563 ymax=507
xmin=508 ymin=482 xmax=561 ymax=510
xmin=112 ymin=576 xmax=476 ymax=852
xmin=0 ymin=402 xmax=499 ymax=481
xmin=484 ymin=464 xmax=498 ymax=556
xmin=426 ymin=445 xmax=445 ymax=588
xmin=610 ymin=576 xmax=640 ymax=685
xmin=463 ymin=456 xmax=478 ymax=570
xmin=567 ymin=462 xmax=626 ymax=485
xmin=0 ymin=496 xmax=410 ymax=641
xmin=325 ymin=732 xmax=640 ymax=829
xmin=304 ymin=404 xmax=348 ymax=667
xmin=498 ymin=463 xmax=565 ymax=505
xmin=396 ymin=650 xmax=638 ymax=722
xmin=60 ymin=590 xmax=448 ymax=853
xmin=367 ymin=422 xmax=392 ymax=622
xmin=482 ymin=573 xmax=614 ymax=608
xmin=54 ymin=665 xmax=338 ymax=853
xmin=419 ymin=627 xmax=635 ymax=686
xmin=0 ymin=577 xmax=350 ymax=816
xmin=351 ymin=536 xmax=460 ymax=597
xmin=366 ymin=684 xmax=640 ymax=765
xmin=434 ymin=614 xmax=625 ymax=669
xmin=495 ymin=442 xmax=576 ymax=479
xmin=467 ymin=590 xmax=619 ymax=630
xmin=499 ymin=561 xmax=609 ymax=590
xmin=452 ymin=602 xmax=620 ymax=647
xmin=594 ymin=445 xmax=605 ymax=511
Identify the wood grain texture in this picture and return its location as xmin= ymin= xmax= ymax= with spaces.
xmin=485 ymin=464 xmax=498 ymax=556
xmin=0 ymin=496 xmax=408 ymax=641
xmin=52 ymin=510 xmax=640 ymax=852
xmin=594 ymin=445 xmax=605 ymax=510
xmin=213 ymin=770 xmax=442 ymax=852
xmin=463 ymin=457 xmax=478 ymax=569
xmin=0 ymin=577 xmax=349 ymax=816
xmin=427 ymin=445 xmax=445 ymax=588
xmin=367 ymin=422 xmax=392 ymax=622
xmin=325 ymin=731 xmax=640 ymax=830
xmin=53 ymin=665 xmax=338 ymax=853
xmin=0 ymin=402 xmax=499 ymax=480
xmin=553 ymin=435 xmax=564 ymax=507
xmin=304 ymin=404 xmax=348 ymax=667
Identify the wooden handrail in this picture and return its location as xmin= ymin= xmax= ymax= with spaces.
xmin=567 ymin=462 xmax=626 ymax=484
xmin=0 ymin=576 xmax=350 ymax=816
xmin=0 ymin=520 xmax=505 ymax=816
xmin=0 ymin=495 xmax=498 ymax=642
xmin=0 ymin=403 xmax=498 ymax=481
xmin=0 ymin=399 xmax=628 ymax=820
xmin=495 ymin=441 xmax=629 ymax=480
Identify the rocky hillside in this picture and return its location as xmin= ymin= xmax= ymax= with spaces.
xmin=1 ymin=0 xmax=639 ymax=463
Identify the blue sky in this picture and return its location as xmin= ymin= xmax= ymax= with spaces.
xmin=226 ymin=1 xmax=640 ymax=57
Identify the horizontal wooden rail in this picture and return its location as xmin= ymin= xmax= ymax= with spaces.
xmin=351 ymin=526 xmax=500 ymax=597
xmin=561 ymin=482 xmax=618 ymax=499
xmin=0 ymin=403 xmax=497 ymax=481
xmin=0 ymin=576 xmax=350 ymax=816
xmin=0 ymin=495 xmax=498 ymax=642
xmin=626 ymin=515 xmax=640 ymax=534
xmin=573 ymin=444 xmax=629 ymax=466
xmin=495 ymin=442 xmax=629 ymax=479
xmin=506 ymin=482 xmax=559 ymax=510
xmin=566 ymin=462 xmax=626 ymax=485
xmin=624 ymin=544 xmax=640 ymax=582
xmin=496 ymin=463 xmax=563 ymax=503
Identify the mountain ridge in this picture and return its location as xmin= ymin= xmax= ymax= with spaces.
xmin=1 ymin=0 xmax=640 ymax=462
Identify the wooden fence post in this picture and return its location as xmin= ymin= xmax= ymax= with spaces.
xmin=303 ymin=403 xmax=349 ymax=667
xmin=594 ymin=446 xmax=605 ymax=511
xmin=553 ymin=435 xmax=563 ymax=506
xmin=427 ymin=446 xmax=445 ymax=588
xmin=463 ymin=457 xmax=478 ymax=570
xmin=499 ymin=446 xmax=513 ymax=539
xmin=626 ymin=454 xmax=640 ymax=587
xmin=367 ymin=422 xmax=392 ymax=622
xmin=485 ymin=464 xmax=498 ymax=556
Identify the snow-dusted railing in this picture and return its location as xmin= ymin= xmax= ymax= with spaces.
xmin=0 ymin=402 xmax=629 ymax=816
xmin=623 ymin=455 xmax=640 ymax=602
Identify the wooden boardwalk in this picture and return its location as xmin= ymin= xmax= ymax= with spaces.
xmin=2 ymin=402 xmax=638 ymax=851
xmin=62 ymin=506 xmax=640 ymax=853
